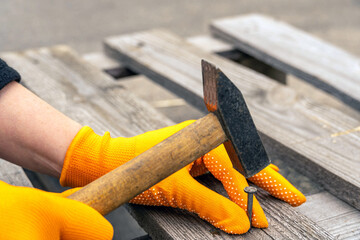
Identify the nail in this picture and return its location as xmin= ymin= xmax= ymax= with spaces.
xmin=244 ymin=186 xmax=257 ymax=227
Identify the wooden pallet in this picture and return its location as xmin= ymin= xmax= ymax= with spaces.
xmin=1 ymin=14 xmax=359 ymax=239
xmin=1 ymin=46 xmax=332 ymax=239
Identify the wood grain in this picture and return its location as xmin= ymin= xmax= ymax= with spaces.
xmin=297 ymin=192 xmax=360 ymax=238
xmin=210 ymin=14 xmax=360 ymax=111
xmin=1 ymin=46 xmax=333 ymax=239
xmin=104 ymin=29 xmax=360 ymax=211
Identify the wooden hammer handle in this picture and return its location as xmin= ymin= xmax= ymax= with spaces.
xmin=67 ymin=113 xmax=226 ymax=215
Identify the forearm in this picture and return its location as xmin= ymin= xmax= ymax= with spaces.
xmin=0 ymin=82 xmax=81 ymax=177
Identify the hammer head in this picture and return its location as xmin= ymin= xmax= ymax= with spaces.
xmin=202 ymin=60 xmax=270 ymax=177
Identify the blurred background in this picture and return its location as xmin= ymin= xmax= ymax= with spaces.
xmin=1 ymin=0 xmax=360 ymax=55
xmin=2 ymin=1 xmax=359 ymax=239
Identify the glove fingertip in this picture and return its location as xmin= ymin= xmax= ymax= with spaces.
xmin=75 ymin=214 xmax=114 ymax=240
xmin=250 ymin=199 xmax=268 ymax=229
xmin=251 ymin=167 xmax=306 ymax=207
xmin=252 ymin=216 xmax=268 ymax=229
xmin=211 ymin=210 xmax=250 ymax=235
xmin=289 ymin=191 xmax=306 ymax=207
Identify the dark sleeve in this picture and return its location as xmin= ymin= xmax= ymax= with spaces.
xmin=0 ymin=58 xmax=21 ymax=90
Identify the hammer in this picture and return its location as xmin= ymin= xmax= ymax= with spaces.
xmin=67 ymin=60 xmax=270 ymax=216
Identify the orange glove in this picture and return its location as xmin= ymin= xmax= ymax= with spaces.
xmin=0 ymin=181 xmax=113 ymax=240
xmin=61 ymin=121 xmax=306 ymax=234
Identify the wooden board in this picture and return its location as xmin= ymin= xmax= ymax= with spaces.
xmin=1 ymin=46 xmax=333 ymax=239
xmin=104 ymin=29 xmax=360 ymax=212
xmin=297 ymin=192 xmax=360 ymax=239
xmin=210 ymin=14 xmax=360 ymax=111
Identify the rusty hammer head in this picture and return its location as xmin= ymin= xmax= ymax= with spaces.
xmin=202 ymin=60 xmax=270 ymax=177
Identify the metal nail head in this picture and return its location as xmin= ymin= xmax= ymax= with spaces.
xmin=244 ymin=186 xmax=257 ymax=227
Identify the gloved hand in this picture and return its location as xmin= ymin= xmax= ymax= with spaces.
xmin=61 ymin=121 xmax=306 ymax=234
xmin=0 ymin=181 xmax=113 ymax=240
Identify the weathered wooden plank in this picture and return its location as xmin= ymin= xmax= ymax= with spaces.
xmin=104 ymin=29 xmax=360 ymax=212
xmin=324 ymin=211 xmax=360 ymax=240
xmin=50 ymin=46 xmax=174 ymax=130
xmin=297 ymin=192 xmax=360 ymax=239
xmin=2 ymin=47 xmax=332 ymax=239
xmin=0 ymin=159 xmax=32 ymax=187
xmin=210 ymin=14 xmax=360 ymax=111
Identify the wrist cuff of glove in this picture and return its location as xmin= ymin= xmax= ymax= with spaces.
xmin=60 ymin=126 xmax=95 ymax=187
